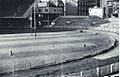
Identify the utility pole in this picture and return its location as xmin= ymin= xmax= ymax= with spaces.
xmin=30 ymin=5 xmax=33 ymax=35
xmin=48 ymin=0 xmax=50 ymax=26
xmin=64 ymin=0 xmax=66 ymax=16
xmin=100 ymin=0 xmax=102 ymax=7
xmin=34 ymin=3 xmax=37 ymax=37
xmin=106 ymin=4 xmax=109 ymax=19
xmin=48 ymin=13 xmax=50 ymax=26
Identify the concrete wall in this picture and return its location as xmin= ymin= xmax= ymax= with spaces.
xmin=102 ymin=0 xmax=113 ymax=7
xmin=89 ymin=8 xmax=104 ymax=18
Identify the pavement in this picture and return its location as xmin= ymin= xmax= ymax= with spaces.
xmin=94 ymin=17 xmax=119 ymax=34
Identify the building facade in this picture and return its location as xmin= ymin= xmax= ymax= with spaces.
xmin=101 ymin=0 xmax=119 ymax=18
xmin=32 ymin=0 xmax=64 ymax=27
xmin=78 ymin=0 xmax=100 ymax=16
xmin=65 ymin=0 xmax=78 ymax=15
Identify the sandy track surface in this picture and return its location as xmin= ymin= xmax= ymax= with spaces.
xmin=0 ymin=30 xmax=115 ymax=75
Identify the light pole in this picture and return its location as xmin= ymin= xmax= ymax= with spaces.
xmin=10 ymin=51 xmax=15 ymax=77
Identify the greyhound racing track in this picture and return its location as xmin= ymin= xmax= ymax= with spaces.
xmin=0 ymin=30 xmax=116 ymax=77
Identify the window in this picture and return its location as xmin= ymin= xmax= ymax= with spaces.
xmin=45 ymin=9 xmax=48 ymax=12
xmin=60 ymin=9 xmax=62 ymax=12
xmin=38 ymin=14 xmax=41 ymax=17
xmin=38 ymin=9 xmax=42 ymax=12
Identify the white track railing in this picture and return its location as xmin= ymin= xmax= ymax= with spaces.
xmin=66 ymin=62 xmax=119 ymax=77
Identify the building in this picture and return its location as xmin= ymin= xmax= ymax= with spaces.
xmin=112 ymin=0 xmax=119 ymax=17
xmin=101 ymin=0 xmax=119 ymax=18
xmin=78 ymin=0 xmax=100 ymax=16
xmin=65 ymin=0 xmax=78 ymax=15
xmin=31 ymin=0 xmax=64 ymax=27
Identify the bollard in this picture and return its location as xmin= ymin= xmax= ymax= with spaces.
xmin=42 ymin=60 xmax=44 ymax=67
xmin=74 ymin=55 xmax=76 ymax=59
xmin=64 ymin=56 xmax=66 ymax=61
xmin=84 ymin=44 xmax=86 ymax=47
xmin=80 ymin=30 xmax=83 ymax=33
xmin=80 ymin=71 xmax=83 ymax=77
xmin=54 ymin=58 xmax=56 ymax=64
xmin=111 ymin=64 xmax=114 ymax=73
xmin=96 ymin=67 xmax=100 ymax=76
xmin=29 ymin=61 xmax=31 ymax=69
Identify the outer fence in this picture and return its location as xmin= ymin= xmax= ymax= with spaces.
xmin=66 ymin=62 xmax=119 ymax=77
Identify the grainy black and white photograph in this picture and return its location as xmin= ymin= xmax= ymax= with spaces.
xmin=0 ymin=0 xmax=119 ymax=77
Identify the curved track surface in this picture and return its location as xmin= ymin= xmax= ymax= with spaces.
xmin=0 ymin=30 xmax=116 ymax=77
